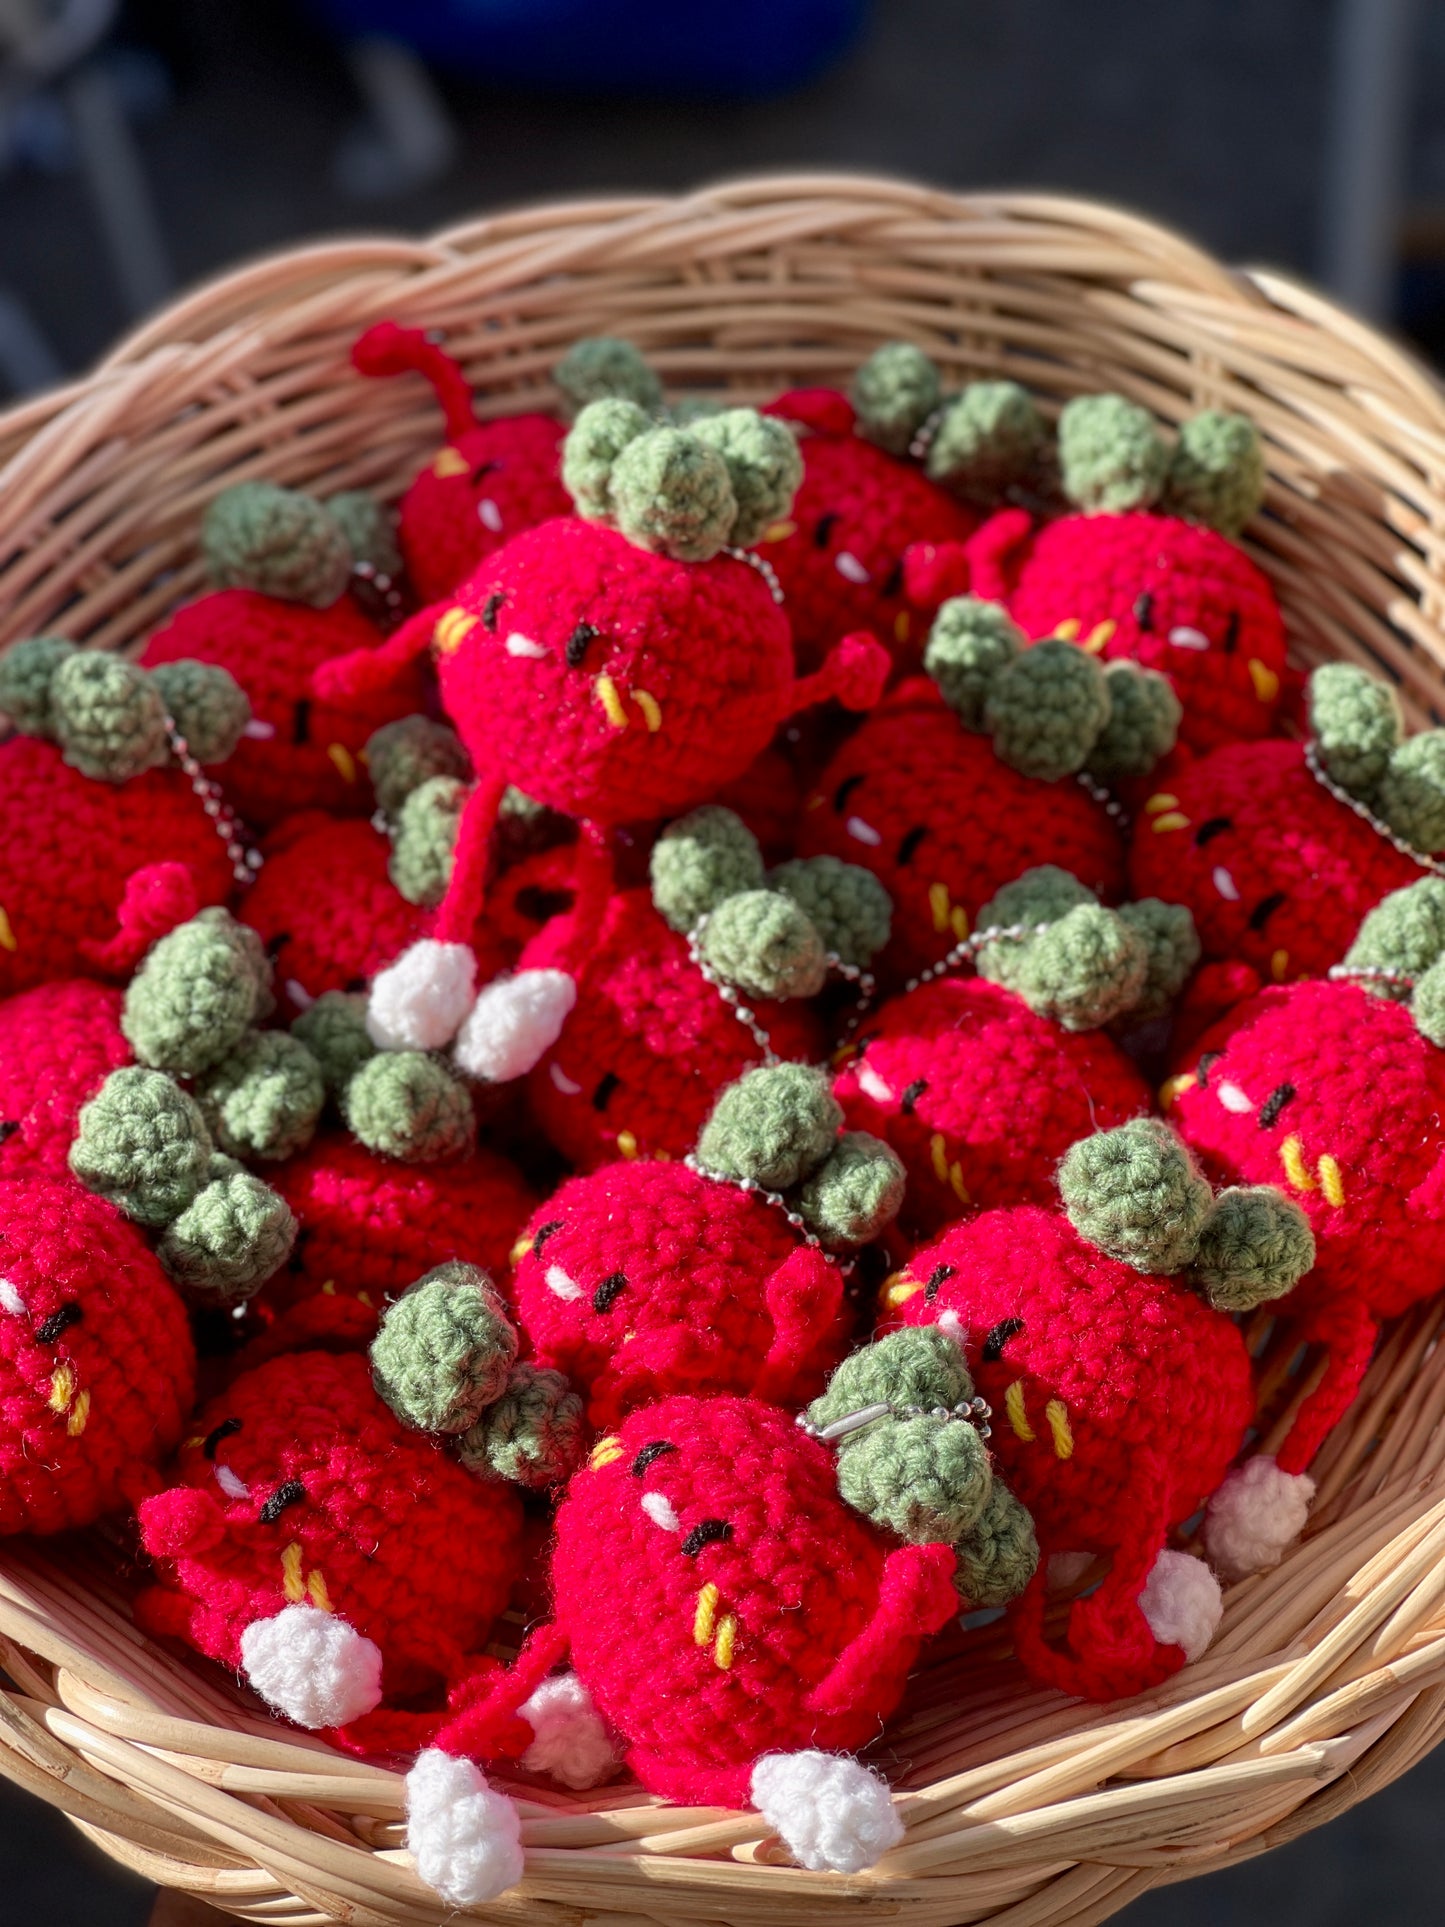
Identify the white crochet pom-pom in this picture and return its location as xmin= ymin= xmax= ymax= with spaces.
xmin=1203 ymin=1457 xmax=1315 ymax=1580
xmin=453 ymin=968 xmax=577 ymax=1082
xmin=406 ymin=1748 xmax=524 ymax=1905
xmin=1138 ymin=1550 xmax=1222 ymax=1662
xmin=367 ymin=939 xmax=477 ymax=1051
xmin=519 ymin=1673 xmax=617 ymax=1790
xmin=239 ymin=1605 xmax=382 ymax=1727
xmin=750 ymin=1751 xmax=903 ymax=1873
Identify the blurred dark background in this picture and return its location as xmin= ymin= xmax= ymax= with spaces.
xmin=1 ymin=0 xmax=1444 ymax=1920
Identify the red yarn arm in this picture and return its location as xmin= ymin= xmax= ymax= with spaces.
xmin=964 ymin=507 xmax=1035 ymax=602
xmin=903 ymin=540 xmax=973 ymax=611
xmin=753 ymin=1245 xmax=847 ymax=1405
xmin=430 ymin=772 xmax=507 ymax=946
xmin=788 ymin=632 xmax=891 ymax=718
xmin=1275 ymin=1297 xmax=1379 ymax=1478
xmin=311 ymin=604 xmax=438 ymax=705
xmin=429 ymin=1620 xmax=571 ymax=1764
xmin=352 ymin=322 xmax=479 ymax=445
xmin=78 ymin=861 xmax=202 ymax=976
xmin=762 ymin=388 xmax=856 ymax=437
xmin=805 ymin=1542 xmax=957 ymax=1718
xmin=514 ymin=820 xmax=614 ymax=980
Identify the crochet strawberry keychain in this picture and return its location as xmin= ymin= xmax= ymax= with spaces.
xmin=1131 ymin=663 xmax=1445 ymax=991
xmin=312 ymin=395 xmax=889 ymax=1084
xmin=887 ymin=1118 xmax=1315 ymax=1700
xmin=0 ymin=1173 xmax=195 ymax=1535
xmin=390 ymin=1322 xmax=1037 ymax=1904
xmin=798 ymin=596 xmax=1180 ymax=983
xmin=352 ymin=323 xmax=662 ymax=601
xmin=141 ymin=482 xmax=426 ymax=828
xmin=0 ymin=640 xmax=254 ymax=994
xmin=527 ymin=805 xmax=888 ymax=1168
xmin=835 ymin=865 xmax=1193 ymax=1232
xmin=1164 ymin=874 xmax=1445 ymax=1578
xmin=966 ymin=392 xmax=1287 ymax=752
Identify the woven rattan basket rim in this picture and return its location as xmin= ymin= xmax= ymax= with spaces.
xmin=3 ymin=174 xmax=1445 ymax=1927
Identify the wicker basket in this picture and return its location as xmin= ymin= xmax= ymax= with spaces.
xmin=4 ymin=174 xmax=1445 ymax=1927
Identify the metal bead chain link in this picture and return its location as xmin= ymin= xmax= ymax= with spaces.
xmin=902 ymin=919 xmax=1051 ymax=996
xmin=1305 ymin=739 xmax=1445 ymax=879
xmin=1328 ymin=962 xmax=1416 ymax=990
xmin=829 ymin=952 xmax=877 ymax=1038
xmin=688 ymin=917 xmax=780 ymax=1063
xmin=722 ymin=546 xmax=785 ymax=605
xmin=351 ymin=560 xmax=408 ymax=632
xmin=684 ymin=1154 xmax=855 ymax=1275
xmin=164 ymin=716 xmax=260 ymax=886
xmin=1074 ymin=766 xmax=1131 ymax=829
xmin=907 ymin=404 xmax=949 ymax=464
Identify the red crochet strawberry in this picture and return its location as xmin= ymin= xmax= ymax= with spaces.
xmin=0 ymin=977 xmax=131 ymax=1179
xmin=134 ymin=1348 xmax=525 ymax=1735
xmin=1130 ymin=665 xmax=1445 ymax=983
xmin=798 ymin=598 xmax=1179 ymax=983
xmin=890 ymin=1118 xmax=1314 ymax=1699
xmin=0 ymin=1173 xmax=195 ymax=1534
xmin=313 ymin=397 xmax=888 ymax=1085
xmin=966 ymin=394 xmax=1286 ymax=752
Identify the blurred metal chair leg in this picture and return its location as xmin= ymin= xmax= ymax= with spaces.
xmin=1319 ymin=0 xmax=1419 ymax=318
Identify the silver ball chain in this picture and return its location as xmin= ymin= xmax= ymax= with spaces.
xmin=721 ymin=545 xmax=785 ymax=605
xmin=1327 ymin=961 xmax=1416 ymax=990
xmin=796 ymin=1393 xmax=993 ymax=1443
xmin=163 ymin=716 xmax=260 ymax=887
xmin=902 ymin=918 xmax=1052 ymax=997
xmin=1305 ymin=739 xmax=1445 ymax=880
xmin=1074 ymin=765 xmax=1131 ymax=829
xmin=683 ymin=1153 xmax=855 ymax=1276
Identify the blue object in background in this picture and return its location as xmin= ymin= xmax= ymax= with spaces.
xmin=304 ymin=0 xmax=869 ymax=96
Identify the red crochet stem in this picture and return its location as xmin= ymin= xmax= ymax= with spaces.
xmin=789 ymin=631 xmax=891 ymax=716
xmin=430 ymin=1620 xmax=572 ymax=1764
xmin=544 ymin=820 xmax=615 ymax=979
xmin=311 ymin=603 xmax=438 ymax=704
xmin=1276 ymin=1298 xmax=1381 ymax=1477
xmin=432 ymin=771 xmax=507 ymax=946
xmin=352 ymin=322 xmax=479 ymax=444
xmin=805 ymin=1542 xmax=957 ymax=1718
xmin=965 ymin=506 xmax=1034 ymax=601
xmin=762 ymin=387 xmax=857 ymax=437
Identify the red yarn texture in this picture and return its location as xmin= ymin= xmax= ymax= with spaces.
xmin=835 ymin=978 xmax=1152 ymax=1233
xmin=511 ymin=1160 xmax=853 ymax=1427
xmin=135 ymin=1350 xmax=524 ymax=1703
xmin=0 ymin=978 xmax=129 ymax=1179
xmin=395 ymin=414 xmax=570 ymax=603
xmin=0 ymin=1175 xmax=194 ymax=1535
xmin=1170 ymin=979 xmax=1445 ymax=1470
xmin=0 ymin=736 xmax=236 ymax=997
xmin=526 ymin=889 xmax=822 ymax=1168
xmin=895 ymin=1205 xmax=1253 ymax=1699
xmin=797 ymin=678 xmax=1127 ymax=983
xmin=969 ymin=507 xmax=1288 ymax=753
xmin=761 ymin=392 xmax=976 ymax=674
xmin=248 ymin=1130 xmax=537 ymax=1357
xmin=142 ymin=589 xmax=423 ymax=827
xmin=1128 ymin=740 xmax=1422 ymax=981
xmin=544 ymin=1393 xmax=957 ymax=1806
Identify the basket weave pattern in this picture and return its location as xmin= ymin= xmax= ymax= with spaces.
xmin=3 ymin=176 xmax=1445 ymax=1926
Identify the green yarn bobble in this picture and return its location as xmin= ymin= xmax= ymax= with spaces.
xmin=157 ymin=1170 xmax=296 ymax=1300
xmin=650 ymin=805 xmax=766 ymax=933
xmin=690 ymin=409 xmax=803 ymax=548
xmin=924 ymin=596 xmax=1022 ymax=730
xmin=150 ymin=660 xmax=251 ymax=766
xmin=979 ymin=902 xmax=1148 ymax=1032
xmin=769 ymin=856 xmax=892 ymax=967
xmin=979 ymin=865 xmax=1097 ymax=932
xmin=69 ymin=1067 xmax=214 ymax=1226
xmin=985 ymin=640 xmax=1111 ymax=782
xmin=561 ymin=398 xmax=652 ymax=521
xmin=1059 ymin=1118 xmax=1212 ymax=1274
xmin=925 ymin=381 xmax=1047 ymax=505
xmin=795 ymin=1132 xmax=906 ymax=1249
xmin=698 ymin=890 xmax=827 ymax=1001
xmin=371 ymin=1263 xmax=518 ymax=1434
xmin=851 ymin=342 xmax=942 ymax=457
xmin=1058 ymin=394 xmax=1169 ymax=513
xmin=202 ymin=482 xmax=352 ymax=607
xmin=343 ymin=1048 xmax=475 ymax=1163
xmin=50 ymin=652 xmax=169 ymax=782
xmin=1191 ymin=1186 xmax=1315 ymax=1312
xmin=390 ymin=775 xmax=466 ymax=909
xmin=1309 ymin=663 xmax=1402 ymax=797
xmin=1161 ymin=410 xmax=1266 ymax=538
xmin=123 ymin=909 xmax=272 ymax=1076
xmin=457 ymin=1363 xmax=587 ymax=1489
xmin=195 ymin=1031 xmax=325 ymax=1163
xmin=326 ymin=490 xmax=402 ymax=580
xmin=1116 ymin=898 xmax=1202 ymax=1021
xmin=366 ymin=715 xmax=470 ymax=821
xmin=952 ymin=1484 xmax=1040 ymax=1610
xmin=1085 ymin=664 xmax=1181 ymax=780
xmin=0 ymin=635 xmax=76 ymax=735
xmin=697 ymin=1062 xmax=841 ymax=1193
xmin=1343 ymin=877 xmax=1445 ymax=1003
xmin=610 ymin=426 xmax=736 ymax=562
xmin=1412 ymin=957 xmax=1445 ymax=1047
xmin=1375 ymin=732 xmax=1445 ymax=856
xmin=553 ymin=336 xmax=664 ymax=418
xmin=292 ymin=991 xmax=376 ymax=1092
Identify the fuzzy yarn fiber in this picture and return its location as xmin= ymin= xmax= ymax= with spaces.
xmin=0 ymin=978 xmax=130 ymax=1178
xmin=0 ymin=1175 xmax=194 ymax=1534
xmin=396 ymin=413 xmax=570 ymax=603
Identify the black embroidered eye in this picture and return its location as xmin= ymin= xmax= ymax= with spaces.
xmin=291 ymin=699 xmax=311 ymax=746
xmin=924 ymin=1262 xmax=956 ymax=1303
xmin=896 ymin=825 xmax=927 ymax=866
xmin=259 ymin=1479 xmax=305 ymax=1524
xmin=681 ymin=1518 xmax=733 ymax=1556
xmin=982 ymin=1317 xmax=1024 ymax=1361
xmin=1195 ymin=818 xmax=1232 ymax=847
xmin=813 ymin=512 xmax=840 ymax=549
xmin=1134 ymin=592 xmax=1154 ymax=631
xmin=1248 ymin=891 xmax=1286 ymax=931
xmin=1258 ymin=1083 xmax=1295 ymax=1129
xmin=264 ymin=931 xmax=290 ymax=960
xmin=532 ymin=1220 xmax=563 ymax=1257
xmin=482 ymin=591 xmax=505 ymax=631
xmin=1222 ymin=610 xmax=1240 ymax=652
xmin=592 ymin=1071 xmax=620 ymax=1112
xmin=566 ymin=621 xmax=601 ymax=668
xmin=880 ymin=558 xmax=904 ymax=598
xmin=1197 ymin=1051 xmax=1222 ymax=1088
xmin=471 ymin=460 xmax=500 ymax=485
xmin=901 ymin=1079 xmax=927 ymax=1114
xmin=0 ymin=1122 xmax=18 ymax=1146
xmin=592 ymin=1272 xmax=627 ymax=1313
xmin=833 ymin=772 xmax=865 ymax=812
xmin=37 ymin=1303 xmax=82 ymax=1343
xmin=203 ymin=1417 xmax=243 ymax=1459
xmin=630 ymin=1441 xmax=676 ymax=1478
